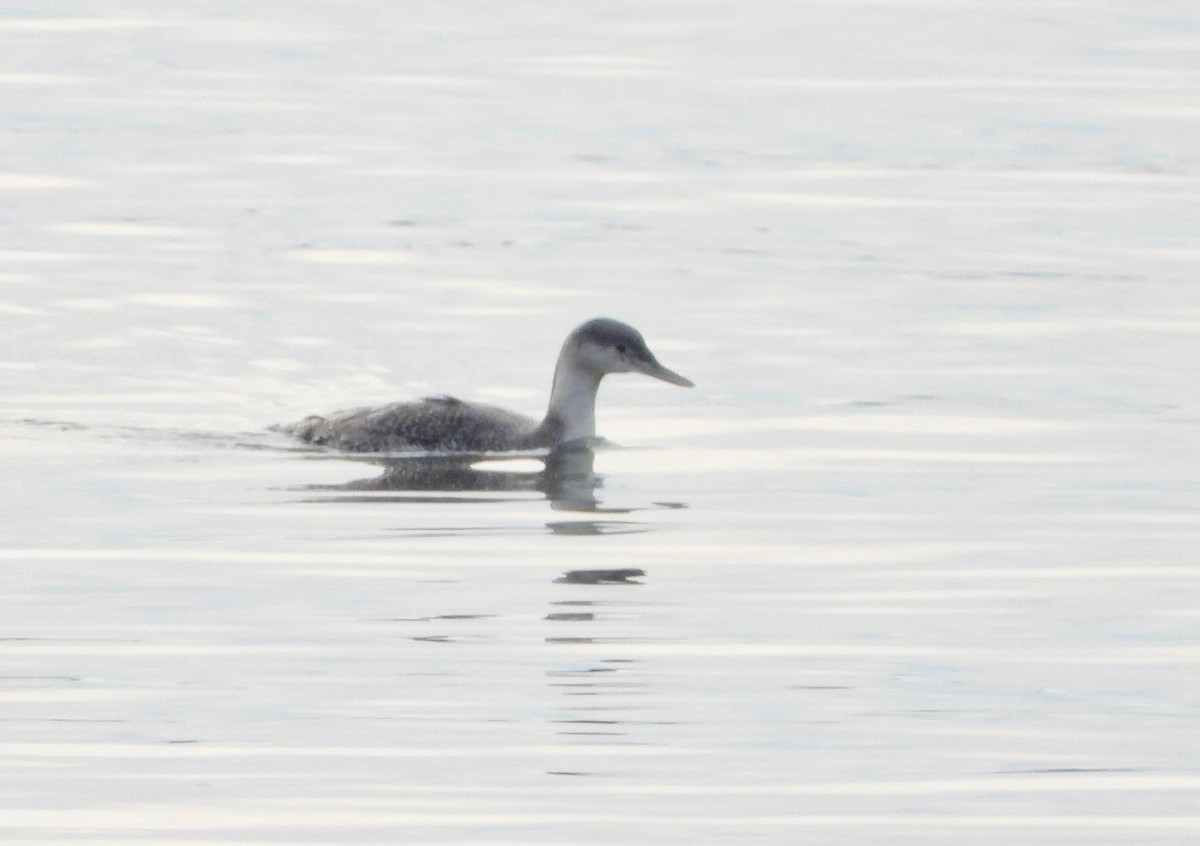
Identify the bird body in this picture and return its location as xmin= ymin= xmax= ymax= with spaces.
xmin=276 ymin=318 xmax=691 ymax=453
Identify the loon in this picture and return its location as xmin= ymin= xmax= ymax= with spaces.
xmin=276 ymin=317 xmax=693 ymax=452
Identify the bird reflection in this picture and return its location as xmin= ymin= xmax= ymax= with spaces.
xmin=302 ymin=441 xmax=611 ymax=511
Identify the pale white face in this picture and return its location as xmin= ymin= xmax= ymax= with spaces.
xmin=577 ymin=337 xmax=639 ymax=375
xmin=574 ymin=333 xmax=693 ymax=387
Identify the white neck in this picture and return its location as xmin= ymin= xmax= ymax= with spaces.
xmin=543 ymin=356 xmax=602 ymax=443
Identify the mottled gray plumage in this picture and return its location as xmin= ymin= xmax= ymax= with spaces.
xmin=276 ymin=317 xmax=692 ymax=453
xmin=280 ymin=396 xmax=545 ymax=452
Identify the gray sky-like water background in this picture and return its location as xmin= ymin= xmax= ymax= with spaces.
xmin=2 ymin=1 xmax=1199 ymax=843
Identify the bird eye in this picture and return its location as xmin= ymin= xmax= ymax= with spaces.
xmin=616 ymin=344 xmax=627 ymax=354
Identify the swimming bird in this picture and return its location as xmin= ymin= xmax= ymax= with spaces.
xmin=276 ymin=317 xmax=693 ymax=452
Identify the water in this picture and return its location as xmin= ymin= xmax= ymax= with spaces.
xmin=3 ymin=1 xmax=1200 ymax=843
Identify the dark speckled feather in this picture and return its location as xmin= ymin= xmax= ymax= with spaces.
xmin=281 ymin=396 xmax=556 ymax=452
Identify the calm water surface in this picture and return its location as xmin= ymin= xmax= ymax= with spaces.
xmin=2 ymin=1 xmax=1199 ymax=843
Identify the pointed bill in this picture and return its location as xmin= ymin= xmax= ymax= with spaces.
xmin=637 ymin=357 xmax=694 ymax=388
